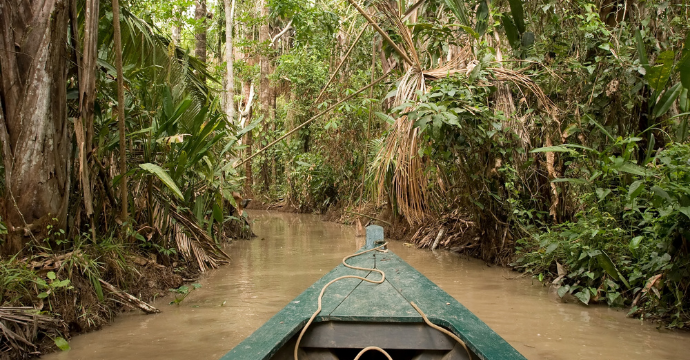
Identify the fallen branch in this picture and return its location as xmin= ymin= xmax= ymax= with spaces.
xmin=99 ymin=279 xmax=160 ymax=314
xmin=431 ymin=228 xmax=445 ymax=251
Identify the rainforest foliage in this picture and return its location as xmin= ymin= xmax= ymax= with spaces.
xmin=0 ymin=1 xmax=690 ymax=354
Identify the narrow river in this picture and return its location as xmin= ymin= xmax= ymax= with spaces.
xmin=44 ymin=211 xmax=690 ymax=359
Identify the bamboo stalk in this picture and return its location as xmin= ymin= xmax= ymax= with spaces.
xmin=344 ymin=0 xmax=415 ymax=67
xmin=315 ymin=24 xmax=369 ymax=104
xmin=234 ymin=70 xmax=392 ymax=168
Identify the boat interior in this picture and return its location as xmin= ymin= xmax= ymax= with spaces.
xmin=271 ymin=322 xmax=475 ymax=360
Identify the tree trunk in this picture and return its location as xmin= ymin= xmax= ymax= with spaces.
xmin=112 ymin=0 xmax=128 ymax=221
xmin=0 ymin=0 xmax=72 ymax=253
xmin=224 ymin=0 xmax=236 ymax=123
xmin=172 ymin=6 xmax=182 ymax=45
xmin=75 ymin=0 xmax=100 ymax=238
xmin=195 ymin=0 xmax=207 ymax=81
xmin=259 ymin=0 xmax=271 ymax=189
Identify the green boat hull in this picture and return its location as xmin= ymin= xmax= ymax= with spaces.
xmin=222 ymin=249 xmax=526 ymax=360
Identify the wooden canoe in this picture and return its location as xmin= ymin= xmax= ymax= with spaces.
xmin=221 ymin=248 xmax=527 ymax=360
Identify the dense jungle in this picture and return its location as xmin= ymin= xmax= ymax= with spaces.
xmin=0 ymin=0 xmax=689 ymax=358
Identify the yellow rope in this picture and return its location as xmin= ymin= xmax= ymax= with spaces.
xmin=411 ymin=301 xmax=472 ymax=359
xmin=294 ymin=243 xmax=388 ymax=359
xmin=293 ymin=243 xmax=472 ymax=360
xmin=354 ymin=346 xmax=394 ymax=360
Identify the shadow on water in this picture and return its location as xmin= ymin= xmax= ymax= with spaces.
xmin=44 ymin=210 xmax=690 ymax=360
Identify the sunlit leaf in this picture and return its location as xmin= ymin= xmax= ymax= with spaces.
xmin=54 ymin=337 xmax=70 ymax=351
xmin=140 ymin=163 xmax=184 ymax=200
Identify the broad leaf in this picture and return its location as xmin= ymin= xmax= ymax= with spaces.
xmin=54 ymin=337 xmax=71 ymax=351
xmin=616 ymin=162 xmax=646 ymax=176
xmin=140 ymin=163 xmax=184 ymax=200
xmin=475 ymin=1 xmax=489 ymax=36
xmin=653 ymin=82 xmax=683 ymax=118
xmin=551 ymin=178 xmax=588 ymax=185
xmin=597 ymin=251 xmax=629 ymax=288
xmin=530 ymin=145 xmax=574 ymax=153
xmin=635 ymin=30 xmax=650 ymax=72
xmin=502 ymin=14 xmax=521 ymax=49
xmin=628 ymin=180 xmax=644 ymax=200
xmin=443 ymin=0 xmax=470 ymax=26
xmin=574 ymin=290 xmax=591 ymax=305
xmin=645 ymin=50 xmax=675 ymax=92
xmin=508 ymin=0 xmax=526 ymax=33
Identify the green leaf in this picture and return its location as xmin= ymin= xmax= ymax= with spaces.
xmin=375 ymin=112 xmax=396 ymax=125
xmin=617 ymin=162 xmax=646 ymax=176
xmin=508 ymin=0 xmax=525 ymax=33
xmin=596 ymin=188 xmax=612 ymax=201
xmin=521 ymin=32 xmax=535 ymax=48
xmin=651 ymin=185 xmax=673 ymax=203
xmin=646 ymin=50 xmax=675 ymax=92
xmin=551 ymin=178 xmax=588 ymax=185
xmin=213 ymin=203 xmax=223 ymax=223
xmin=47 ymin=271 xmax=56 ymax=280
xmin=545 ymin=243 xmax=558 ymax=254
xmin=54 ymin=337 xmax=71 ymax=351
xmin=679 ymin=207 xmax=690 ymax=220
xmin=653 ymin=82 xmax=683 ymax=118
xmin=557 ymin=285 xmax=569 ymax=298
xmin=635 ymin=30 xmax=650 ymax=72
xmin=630 ymin=236 xmax=644 ymax=250
xmin=236 ymin=115 xmax=262 ymax=138
xmin=37 ymin=292 xmax=49 ymax=299
xmin=475 ymin=1 xmax=489 ymax=36
xmin=443 ymin=0 xmax=470 ymax=26
xmin=680 ymin=32 xmax=690 ymax=89
xmin=628 ymin=180 xmax=644 ymax=200
xmin=502 ymin=14 xmax=521 ymax=49
xmin=597 ymin=251 xmax=629 ymax=288
xmin=679 ymin=88 xmax=689 ymax=113
xmin=530 ymin=145 xmax=575 ymax=153
xmin=574 ymin=290 xmax=591 ymax=305
xmin=140 ymin=163 xmax=184 ymax=200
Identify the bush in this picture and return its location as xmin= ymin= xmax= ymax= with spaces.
xmin=516 ymin=142 xmax=690 ymax=327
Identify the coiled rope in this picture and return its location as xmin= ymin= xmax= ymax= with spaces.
xmin=294 ymin=243 xmax=472 ymax=360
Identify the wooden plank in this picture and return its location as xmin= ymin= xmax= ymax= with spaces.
xmin=328 ymin=271 xmax=420 ymax=322
xmin=221 ymin=253 xmax=375 ymax=360
xmin=299 ymin=322 xmax=456 ymax=350
xmin=373 ymin=252 xmax=527 ymax=360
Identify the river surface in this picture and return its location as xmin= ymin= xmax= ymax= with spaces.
xmin=44 ymin=211 xmax=690 ymax=359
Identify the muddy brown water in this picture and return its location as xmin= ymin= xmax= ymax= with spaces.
xmin=44 ymin=211 xmax=690 ymax=360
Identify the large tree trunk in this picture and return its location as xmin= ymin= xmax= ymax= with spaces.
xmin=195 ymin=0 xmax=207 ymax=80
xmin=0 ymin=0 xmax=71 ymax=253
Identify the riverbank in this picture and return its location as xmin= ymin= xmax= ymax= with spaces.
xmin=0 ymin=214 xmax=252 ymax=359
xmin=40 ymin=211 xmax=690 ymax=360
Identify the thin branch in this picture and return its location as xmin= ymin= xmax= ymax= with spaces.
xmin=234 ymin=70 xmax=393 ymax=168
xmin=315 ymin=23 xmax=369 ymax=104
xmin=402 ymin=0 xmax=425 ymax=21
xmin=270 ymin=19 xmax=293 ymax=46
